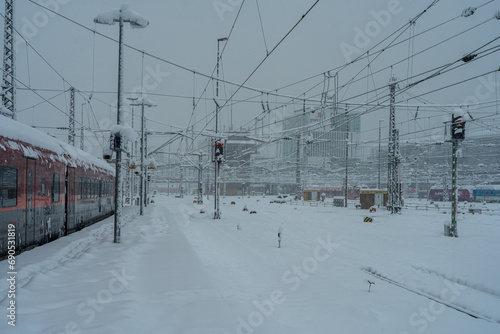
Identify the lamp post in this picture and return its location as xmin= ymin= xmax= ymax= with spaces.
xmin=94 ymin=5 xmax=149 ymax=243
xmin=126 ymin=97 xmax=138 ymax=206
xmin=130 ymin=98 xmax=157 ymax=216
xmin=214 ymin=37 xmax=227 ymax=220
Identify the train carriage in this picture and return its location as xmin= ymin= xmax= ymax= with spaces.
xmin=428 ymin=188 xmax=471 ymax=202
xmin=0 ymin=116 xmax=115 ymax=258
xmin=473 ymin=185 xmax=500 ymax=203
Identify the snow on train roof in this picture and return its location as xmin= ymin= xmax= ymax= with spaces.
xmin=0 ymin=115 xmax=114 ymax=174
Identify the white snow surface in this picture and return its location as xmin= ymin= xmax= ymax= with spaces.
xmin=131 ymin=97 xmax=157 ymax=107
xmin=94 ymin=4 xmax=149 ymax=28
xmin=0 ymin=115 xmax=114 ymax=174
xmin=110 ymin=123 xmax=137 ymax=142
xmin=1 ymin=197 xmax=499 ymax=333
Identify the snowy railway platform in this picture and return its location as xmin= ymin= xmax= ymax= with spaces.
xmin=1 ymin=195 xmax=500 ymax=333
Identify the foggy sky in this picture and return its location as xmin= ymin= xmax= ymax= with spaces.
xmin=7 ymin=0 xmax=500 ymax=157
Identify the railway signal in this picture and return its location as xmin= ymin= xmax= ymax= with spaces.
xmin=451 ymin=114 xmax=466 ymax=141
xmin=214 ymin=141 xmax=225 ymax=161
xmin=109 ymin=133 xmax=129 ymax=154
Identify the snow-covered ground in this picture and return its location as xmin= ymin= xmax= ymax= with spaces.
xmin=1 ymin=195 xmax=499 ymax=334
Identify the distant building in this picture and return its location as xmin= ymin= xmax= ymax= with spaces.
xmin=280 ymin=106 xmax=362 ymax=188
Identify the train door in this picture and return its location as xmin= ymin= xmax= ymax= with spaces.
xmin=65 ymin=167 xmax=76 ymax=235
xmin=26 ymin=158 xmax=36 ymax=248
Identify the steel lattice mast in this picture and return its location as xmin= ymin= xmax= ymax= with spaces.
xmin=68 ymin=87 xmax=75 ymax=145
xmin=387 ymin=78 xmax=401 ymax=214
xmin=2 ymin=0 xmax=15 ymax=119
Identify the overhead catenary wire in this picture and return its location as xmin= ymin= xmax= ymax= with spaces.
xmin=235 ymin=6 xmax=499 ymax=138
xmin=21 ymin=0 xmax=495 ymax=107
xmin=191 ymin=0 xmax=320 ymax=141
xmin=16 ymin=0 xmax=476 ymax=129
xmin=10 ymin=0 xmax=499 ymax=161
xmin=255 ymin=0 xmax=269 ymax=55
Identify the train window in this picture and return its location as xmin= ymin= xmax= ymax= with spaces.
xmin=85 ymin=178 xmax=89 ymax=199
xmin=81 ymin=178 xmax=85 ymax=199
xmin=0 ymin=166 xmax=17 ymax=208
xmin=77 ymin=177 xmax=81 ymax=200
xmin=41 ymin=179 xmax=46 ymax=196
xmin=52 ymin=173 xmax=60 ymax=203
xmin=85 ymin=178 xmax=90 ymax=199
xmin=40 ymin=179 xmax=47 ymax=196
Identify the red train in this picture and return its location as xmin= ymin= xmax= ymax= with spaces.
xmin=0 ymin=116 xmax=115 ymax=258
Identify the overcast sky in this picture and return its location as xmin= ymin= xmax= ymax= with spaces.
xmin=7 ymin=0 xmax=500 ymax=156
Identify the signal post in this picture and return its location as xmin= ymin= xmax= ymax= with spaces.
xmin=447 ymin=114 xmax=465 ymax=237
xmin=213 ymin=140 xmax=225 ymax=219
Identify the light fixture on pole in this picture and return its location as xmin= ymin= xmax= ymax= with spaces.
xmin=130 ymin=98 xmax=157 ymax=216
xmin=94 ymin=5 xmax=149 ymax=243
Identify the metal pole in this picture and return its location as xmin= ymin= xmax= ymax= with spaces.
xmin=68 ymin=87 xmax=75 ymax=145
xmin=214 ymin=37 xmax=226 ymax=219
xmin=114 ymin=17 xmax=124 ymax=243
xmin=2 ymin=0 xmax=15 ymax=119
xmin=198 ymin=154 xmax=204 ymax=204
xmin=180 ymin=166 xmax=184 ymax=198
xmin=140 ymin=102 xmax=145 ymax=215
xmin=296 ymin=134 xmax=301 ymax=200
xmin=130 ymin=106 xmax=134 ymax=205
xmin=145 ymin=122 xmax=149 ymax=207
xmin=167 ymin=145 xmax=171 ymax=196
xmin=449 ymin=140 xmax=458 ymax=237
xmin=127 ymin=97 xmax=137 ymax=205
xmin=378 ymin=119 xmax=383 ymax=189
xmin=387 ymin=79 xmax=400 ymax=213
xmin=80 ymin=103 xmax=85 ymax=151
xmin=94 ymin=5 xmax=148 ymax=243
xmin=215 ymin=162 xmax=220 ymax=218
xmin=344 ymin=110 xmax=349 ymax=208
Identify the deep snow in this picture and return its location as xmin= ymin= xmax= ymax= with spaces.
xmin=1 ymin=196 xmax=499 ymax=333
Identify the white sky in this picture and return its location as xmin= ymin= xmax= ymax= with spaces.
xmin=6 ymin=0 xmax=500 ymax=156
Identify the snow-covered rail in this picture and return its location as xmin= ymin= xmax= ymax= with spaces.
xmin=361 ymin=267 xmax=500 ymax=325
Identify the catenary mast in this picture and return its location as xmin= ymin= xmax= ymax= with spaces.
xmin=1 ymin=0 xmax=15 ymax=119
